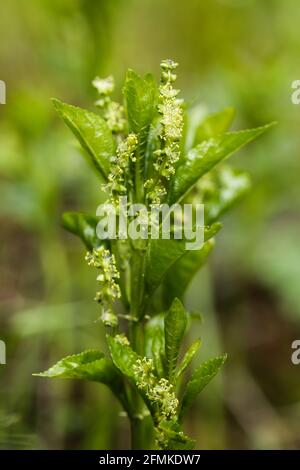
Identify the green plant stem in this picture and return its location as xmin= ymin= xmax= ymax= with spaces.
xmin=129 ymin=239 xmax=150 ymax=448
xmin=130 ymin=241 xmax=147 ymax=319
xmin=130 ymin=414 xmax=153 ymax=450
xmin=129 ymin=318 xmax=149 ymax=449
xmin=135 ymin=151 xmax=144 ymax=203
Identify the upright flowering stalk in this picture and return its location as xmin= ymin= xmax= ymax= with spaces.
xmin=92 ymin=75 xmax=126 ymax=135
xmin=37 ymin=59 xmax=272 ymax=450
xmin=106 ymin=133 xmax=138 ymax=197
xmin=145 ymin=60 xmax=183 ymax=206
xmin=85 ymin=247 xmax=120 ymax=328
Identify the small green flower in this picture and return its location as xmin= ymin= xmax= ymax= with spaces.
xmin=157 ymin=59 xmax=183 ymax=178
xmin=133 ymin=358 xmax=178 ymax=421
xmin=85 ymin=247 xmax=120 ymax=327
xmin=133 ymin=357 xmax=156 ymax=392
xmin=151 ymin=378 xmax=178 ymax=419
xmin=145 ymin=59 xmax=183 ymax=206
xmin=92 ymin=75 xmax=126 ymax=134
xmin=92 ymin=76 xmax=114 ymax=99
xmin=114 ymin=333 xmax=130 ymax=346
xmin=106 ymin=133 xmax=138 ymax=196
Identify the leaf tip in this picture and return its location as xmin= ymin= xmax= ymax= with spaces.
xmin=51 ymin=97 xmax=62 ymax=109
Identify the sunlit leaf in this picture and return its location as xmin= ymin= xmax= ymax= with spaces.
xmin=123 ymin=70 xmax=157 ymax=158
xmin=169 ymin=123 xmax=274 ymax=204
xmin=194 ymin=107 xmax=235 ymax=145
xmin=52 ymin=98 xmax=114 ymax=179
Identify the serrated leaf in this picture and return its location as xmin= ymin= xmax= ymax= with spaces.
xmin=34 ymin=350 xmax=121 ymax=385
xmin=164 ymin=299 xmax=187 ymax=381
xmin=107 ymin=335 xmax=139 ymax=381
xmin=62 ymin=211 xmax=101 ymax=250
xmin=123 ymin=70 xmax=157 ymax=159
xmin=52 ymin=98 xmax=114 ymax=179
xmin=163 ymin=239 xmax=215 ymax=308
xmin=175 ymin=339 xmax=201 ymax=379
xmin=34 ymin=349 xmax=129 ymax=411
xmin=193 ymin=107 xmax=235 ymax=145
xmin=144 ymin=314 xmax=165 ymax=377
xmin=179 ymin=354 xmax=227 ymax=421
xmin=169 ymin=123 xmax=274 ymax=204
xmin=145 ymin=223 xmax=222 ymax=297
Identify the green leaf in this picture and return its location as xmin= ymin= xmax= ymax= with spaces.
xmin=123 ymin=70 xmax=157 ymax=158
xmin=193 ymin=107 xmax=235 ymax=145
xmin=204 ymin=167 xmax=251 ymax=224
xmin=145 ymin=223 xmax=222 ymax=296
xmin=34 ymin=350 xmax=121 ymax=386
xmin=52 ymin=98 xmax=114 ymax=179
xmin=157 ymin=419 xmax=195 ymax=450
xmin=34 ymin=350 xmax=129 ymax=411
xmin=179 ymin=354 xmax=227 ymax=421
xmin=175 ymin=339 xmax=201 ymax=379
xmin=62 ymin=211 xmax=101 ymax=250
xmin=107 ymin=335 xmax=139 ymax=382
xmin=107 ymin=335 xmax=157 ymax=415
xmin=169 ymin=123 xmax=274 ymax=204
xmin=164 ymin=298 xmax=187 ymax=381
xmin=163 ymin=239 xmax=215 ymax=308
xmin=144 ymin=314 xmax=165 ymax=377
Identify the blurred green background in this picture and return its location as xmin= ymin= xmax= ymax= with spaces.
xmin=1 ymin=0 xmax=300 ymax=449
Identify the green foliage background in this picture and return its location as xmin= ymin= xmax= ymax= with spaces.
xmin=0 ymin=0 xmax=300 ymax=449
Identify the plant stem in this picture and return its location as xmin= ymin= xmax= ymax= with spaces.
xmin=128 ymin=147 xmax=152 ymax=449
xmin=135 ymin=151 xmax=144 ymax=203
xmin=130 ymin=414 xmax=153 ymax=450
xmin=129 ymin=240 xmax=149 ymax=448
xmin=130 ymin=245 xmax=146 ymax=318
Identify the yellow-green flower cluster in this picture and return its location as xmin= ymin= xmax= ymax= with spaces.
xmin=133 ymin=358 xmax=178 ymax=420
xmin=85 ymin=246 xmax=120 ymax=327
xmin=114 ymin=333 xmax=130 ymax=347
xmin=92 ymin=76 xmax=126 ymax=134
xmin=154 ymin=59 xmax=183 ymax=178
xmin=133 ymin=357 xmax=156 ymax=389
xmin=145 ymin=59 xmax=183 ymax=207
xmin=107 ymin=133 xmax=138 ymax=195
xmin=144 ymin=178 xmax=167 ymax=207
xmin=151 ymin=378 xmax=178 ymax=419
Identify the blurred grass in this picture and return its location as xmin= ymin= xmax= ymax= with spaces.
xmin=0 ymin=0 xmax=300 ymax=449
